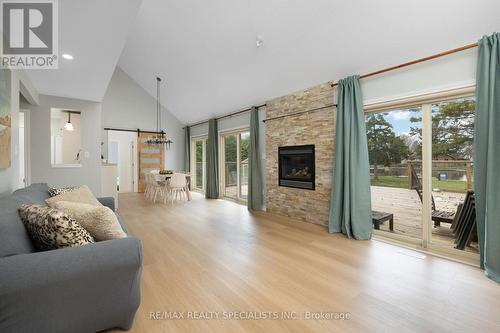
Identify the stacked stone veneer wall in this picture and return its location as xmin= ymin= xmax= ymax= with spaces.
xmin=265 ymin=82 xmax=335 ymax=226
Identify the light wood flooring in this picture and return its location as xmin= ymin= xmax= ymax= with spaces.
xmin=111 ymin=192 xmax=499 ymax=333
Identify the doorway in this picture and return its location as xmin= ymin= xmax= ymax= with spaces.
xmin=107 ymin=131 xmax=137 ymax=193
xmin=220 ymin=129 xmax=250 ymax=202
xmin=190 ymin=136 xmax=207 ymax=193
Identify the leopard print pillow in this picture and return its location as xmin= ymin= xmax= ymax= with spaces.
xmin=18 ymin=204 xmax=95 ymax=251
xmin=48 ymin=186 xmax=79 ymax=197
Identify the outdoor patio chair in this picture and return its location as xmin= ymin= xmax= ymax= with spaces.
xmin=452 ymin=191 xmax=477 ymax=250
xmin=409 ymin=164 xmax=456 ymax=227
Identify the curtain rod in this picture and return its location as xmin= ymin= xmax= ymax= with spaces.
xmin=183 ymin=103 xmax=267 ymax=129
xmin=329 ymin=42 xmax=479 ymax=87
xmin=263 ymin=104 xmax=337 ymax=123
xmin=103 ymin=127 xmax=165 ymax=135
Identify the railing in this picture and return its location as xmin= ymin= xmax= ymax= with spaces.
xmin=369 ymin=160 xmax=473 ymax=192
xmin=406 ymin=160 xmax=473 ymax=190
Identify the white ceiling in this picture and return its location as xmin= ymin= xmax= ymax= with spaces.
xmin=26 ymin=0 xmax=142 ymax=102
xmin=25 ymin=1 xmax=500 ymax=124
xmin=118 ymin=0 xmax=500 ymax=125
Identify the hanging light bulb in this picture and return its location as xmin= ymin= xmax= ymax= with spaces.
xmin=64 ymin=112 xmax=74 ymax=131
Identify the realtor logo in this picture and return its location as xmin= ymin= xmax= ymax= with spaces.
xmin=0 ymin=0 xmax=58 ymax=69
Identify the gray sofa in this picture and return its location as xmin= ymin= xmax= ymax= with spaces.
xmin=0 ymin=183 xmax=142 ymax=333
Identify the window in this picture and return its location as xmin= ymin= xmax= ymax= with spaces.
xmin=220 ymin=129 xmax=250 ymax=202
xmin=50 ymin=108 xmax=82 ymax=167
xmin=366 ymin=95 xmax=478 ymax=261
xmin=191 ymin=137 xmax=207 ymax=192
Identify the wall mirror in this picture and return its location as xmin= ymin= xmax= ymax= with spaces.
xmin=50 ymin=108 xmax=82 ymax=167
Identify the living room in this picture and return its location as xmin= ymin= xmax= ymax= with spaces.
xmin=1 ymin=1 xmax=499 ymax=332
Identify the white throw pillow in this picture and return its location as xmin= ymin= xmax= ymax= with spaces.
xmin=46 ymin=185 xmax=102 ymax=207
xmin=50 ymin=201 xmax=126 ymax=241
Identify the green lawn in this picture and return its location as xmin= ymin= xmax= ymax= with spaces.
xmin=370 ymin=176 xmax=468 ymax=193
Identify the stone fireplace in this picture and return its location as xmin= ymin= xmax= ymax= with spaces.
xmin=278 ymin=145 xmax=315 ymax=190
xmin=265 ymin=82 xmax=335 ymax=226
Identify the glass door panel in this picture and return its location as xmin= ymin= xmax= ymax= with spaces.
xmin=429 ymin=97 xmax=478 ymax=253
xmin=223 ymin=134 xmax=238 ymax=199
xmin=239 ymin=131 xmax=250 ymax=200
xmin=192 ymin=138 xmax=206 ymax=192
xmin=366 ymin=107 xmax=423 ymax=241
xmin=220 ymin=129 xmax=249 ymax=202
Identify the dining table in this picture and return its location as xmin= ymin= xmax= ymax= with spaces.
xmin=154 ymin=173 xmax=192 ymax=201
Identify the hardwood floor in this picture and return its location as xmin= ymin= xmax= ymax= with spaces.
xmin=113 ymin=192 xmax=499 ymax=333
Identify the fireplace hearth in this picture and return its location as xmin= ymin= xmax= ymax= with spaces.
xmin=278 ymin=145 xmax=315 ymax=190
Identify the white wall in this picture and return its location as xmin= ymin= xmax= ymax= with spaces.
xmin=30 ymin=95 xmax=102 ymax=195
xmin=102 ymin=67 xmax=185 ymax=171
xmin=0 ymin=69 xmax=39 ymax=197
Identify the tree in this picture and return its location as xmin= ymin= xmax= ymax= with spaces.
xmin=224 ymin=135 xmax=237 ymax=162
xmin=400 ymin=133 xmax=421 ymax=159
xmin=410 ymin=99 xmax=475 ymax=160
xmin=366 ymin=114 xmax=410 ymax=179
xmin=223 ymin=134 xmax=250 ymax=162
xmin=195 ymin=141 xmax=203 ymax=161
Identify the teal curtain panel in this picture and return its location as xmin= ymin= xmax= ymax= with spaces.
xmin=474 ymin=32 xmax=500 ymax=283
xmin=184 ymin=126 xmax=190 ymax=173
xmin=206 ymin=119 xmax=219 ymax=199
xmin=328 ymin=75 xmax=373 ymax=240
xmin=248 ymin=107 xmax=263 ymax=210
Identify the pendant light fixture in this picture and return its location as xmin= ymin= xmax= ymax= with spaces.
xmin=64 ymin=111 xmax=74 ymax=131
xmin=146 ymin=76 xmax=172 ymax=148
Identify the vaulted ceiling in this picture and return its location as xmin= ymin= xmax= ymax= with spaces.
xmin=119 ymin=0 xmax=500 ymax=124
xmin=26 ymin=1 xmax=500 ymax=124
xmin=26 ymin=0 xmax=142 ymax=101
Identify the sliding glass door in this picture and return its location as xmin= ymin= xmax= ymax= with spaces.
xmin=220 ymin=129 xmax=250 ymax=202
xmin=366 ymin=107 xmax=423 ymax=242
xmin=367 ymin=95 xmax=478 ymax=261
xmin=428 ymin=97 xmax=476 ymax=254
xmin=191 ymin=137 xmax=207 ymax=192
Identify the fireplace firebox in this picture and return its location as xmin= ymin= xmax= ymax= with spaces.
xmin=278 ymin=145 xmax=315 ymax=190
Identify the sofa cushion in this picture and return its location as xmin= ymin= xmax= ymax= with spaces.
xmin=50 ymin=201 xmax=126 ymax=241
xmin=46 ymin=185 xmax=102 ymax=207
xmin=48 ymin=186 xmax=79 ymax=197
xmin=18 ymin=204 xmax=95 ymax=251
xmin=0 ymin=196 xmax=36 ymax=257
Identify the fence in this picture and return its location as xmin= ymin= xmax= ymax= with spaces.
xmin=369 ymin=160 xmax=473 ymax=191
xmin=406 ymin=160 xmax=473 ymax=190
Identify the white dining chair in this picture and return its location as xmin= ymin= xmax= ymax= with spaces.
xmin=167 ymin=173 xmax=187 ymax=204
xmin=146 ymin=172 xmax=163 ymax=203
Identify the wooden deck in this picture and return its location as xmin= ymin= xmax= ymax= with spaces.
xmin=371 ymin=186 xmax=478 ymax=253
